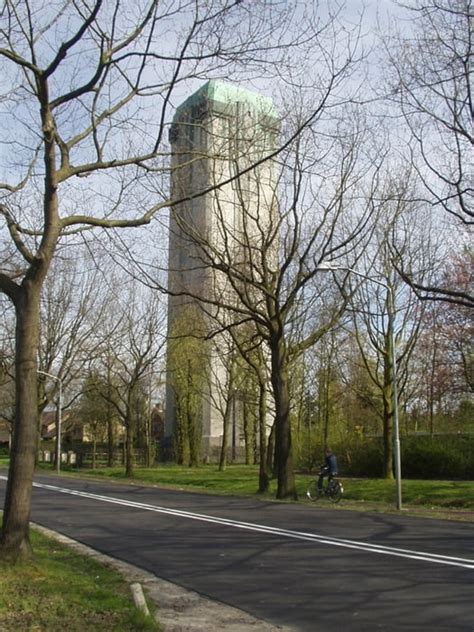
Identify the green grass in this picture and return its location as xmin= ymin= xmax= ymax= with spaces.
xmin=58 ymin=463 xmax=474 ymax=516
xmin=335 ymin=477 xmax=474 ymax=507
xmin=6 ymin=458 xmax=474 ymax=517
xmin=1 ymin=463 xmax=469 ymax=631
xmin=0 ymin=528 xmax=161 ymax=632
xmin=0 ymin=464 xmax=471 ymax=629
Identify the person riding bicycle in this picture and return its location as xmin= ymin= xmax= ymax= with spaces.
xmin=318 ymin=447 xmax=338 ymax=492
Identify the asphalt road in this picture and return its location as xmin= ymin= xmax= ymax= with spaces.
xmin=1 ymin=471 xmax=473 ymax=631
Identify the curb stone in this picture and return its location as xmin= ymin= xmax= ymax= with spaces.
xmin=32 ymin=523 xmax=293 ymax=632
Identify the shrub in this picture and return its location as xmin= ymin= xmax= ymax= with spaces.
xmin=292 ymin=430 xmax=323 ymax=473
xmin=401 ymin=435 xmax=474 ymax=479
xmin=296 ymin=432 xmax=474 ymax=479
xmin=336 ymin=436 xmax=384 ymax=477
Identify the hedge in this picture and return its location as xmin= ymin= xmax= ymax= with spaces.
xmin=294 ymin=433 xmax=474 ymax=479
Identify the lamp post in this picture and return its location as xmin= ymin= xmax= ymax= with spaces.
xmin=38 ymin=371 xmax=62 ymax=473
xmin=318 ymin=262 xmax=402 ymax=510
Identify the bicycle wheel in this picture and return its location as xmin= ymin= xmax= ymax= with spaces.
xmin=306 ymin=479 xmax=321 ymax=501
xmin=328 ymin=480 xmax=343 ymax=503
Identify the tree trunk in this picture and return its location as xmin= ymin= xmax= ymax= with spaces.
xmin=125 ymin=412 xmax=134 ymax=477
xmin=382 ymin=335 xmax=394 ymax=479
xmin=107 ymin=413 xmax=115 ymax=467
xmin=107 ymin=366 xmax=115 ymax=467
xmin=145 ymin=413 xmax=151 ymax=468
xmin=218 ymin=394 xmax=232 ymax=471
xmin=231 ymin=391 xmax=237 ymax=463
xmin=189 ymin=408 xmax=200 ymax=467
xmin=257 ymin=380 xmax=269 ymax=494
xmin=174 ymin=399 xmax=184 ymax=465
xmin=323 ymin=367 xmax=330 ymax=449
xmin=145 ymin=374 xmax=152 ymax=467
xmin=92 ymin=434 xmax=97 ymax=470
xmin=243 ymin=399 xmax=255 ymax=465
xmin=429 ymin=341 xmax=437 ymax=437
xmin=382 ymin=395 xmax=393 ymax=479
xmin=266 ymin=422 xmax=275 ymax=475
xmin=1 ymin=288 xmax=41 ymax=561
xmin=270 ymin=336 xmax=297 ymax=500
xmin=1 ymin=90 xmax=60 ymax=561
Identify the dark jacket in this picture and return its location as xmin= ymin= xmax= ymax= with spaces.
xmin=325 ymin=453 xmax=338 ymax=475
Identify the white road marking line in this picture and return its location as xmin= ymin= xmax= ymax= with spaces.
xmin=1 ymin=475 xmax=473 ymax=569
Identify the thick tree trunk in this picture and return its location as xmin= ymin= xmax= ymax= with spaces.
xmin=1 ymin=288 xmax=41 ymax=561
xmin=1 ymin=89 xmax=60 ymax=561
xmin=270 ymin=336 xmax=297 ymax=500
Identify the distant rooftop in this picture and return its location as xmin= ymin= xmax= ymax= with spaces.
xmin=175 ymin=80 xmax=278 ymax=118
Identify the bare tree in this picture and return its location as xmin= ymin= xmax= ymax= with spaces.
xmin=383 ymin=0 xmax=473 ymax=306
xmin=165 ymin=101 xmax=382 ymax=498
xmin=37 ymin=256 xmax=115 ymax=412
xmin=97 ymin=288 xmax=165 ymax=477
xmin=221 ymin=325 xmax=273 ymax=491
xmin=411 ymin=251 xmax=473 ymax=434
xmin=1 ymin=252 xmax=116 ymax=453
xmin=76 ymin=370 xmax=112 ymax=469
xmin=207 ymin=337 xmax=238 ymax=470
xmin=344 ymin=180 xmax=435 ymax=477
xmin=289 ymin=326 xmax=349 ymax=472
xmin=0 ymin=0 xmax=330 ymax=559
xmin=349 ymin=279 xmax=419 ymax=479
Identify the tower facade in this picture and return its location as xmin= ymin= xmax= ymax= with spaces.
xmin=165 ymin=80 xmax=279 ymax=460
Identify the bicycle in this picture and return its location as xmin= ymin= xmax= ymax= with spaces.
xmin=306 ymin=473 xmax=344 ymax=503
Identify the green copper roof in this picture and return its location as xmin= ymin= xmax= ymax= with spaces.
xmin=175 ymin=80 xmax=278 ymax=118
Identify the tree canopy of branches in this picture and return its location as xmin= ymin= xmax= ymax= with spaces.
xmin=0 ymin=0 xmax=323 ymax=561
xmin=384 ymin=0 xmax=473 ymax=307
xmin=165 ymin=100 xmax=383 ymax=498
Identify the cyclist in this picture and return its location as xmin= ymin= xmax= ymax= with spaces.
xmin=318 ymin=447 xmax=338 ymax=492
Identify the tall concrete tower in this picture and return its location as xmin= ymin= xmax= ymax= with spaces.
xmin=165 ymin=80 xmax=279 ymax=460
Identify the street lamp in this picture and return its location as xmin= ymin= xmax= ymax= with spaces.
xmin=318 ymin=262 xmax=402 ymax=510
xmin=38 ymin=370 xmax=62 ymax=473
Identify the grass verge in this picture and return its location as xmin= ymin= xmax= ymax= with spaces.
xmin=2 ymin=462 xmax=470 ymax=630
xmin=0 ymin=527 xmax=161 ymax=632
xmin=51 ymin=463 xmax=474 ymax=519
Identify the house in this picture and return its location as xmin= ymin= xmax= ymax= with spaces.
xmin=40 ymin=409 xmax=86 ymax=443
